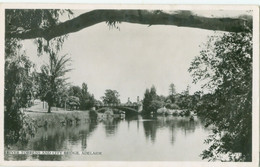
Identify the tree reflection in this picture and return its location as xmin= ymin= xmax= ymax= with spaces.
xmin=143 ymin=120 xmax=157 ymax=143
xmin=6 ymin=120 xmax=98 ymax=161
xmin=102 ymin=117 xmax=121 ymax=137
xmin=142 ymin=116 xmax=201 ymax=145
xmin=6 ymin=115 xmax=207 ymax=161
xmin=79 ymin=120 xmax=98 ymax=151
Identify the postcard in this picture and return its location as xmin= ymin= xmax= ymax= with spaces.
xmin=0 ymin=4 xmax=259 ymax=167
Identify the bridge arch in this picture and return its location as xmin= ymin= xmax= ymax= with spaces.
xmin=95 ymin=106 xmax=139 ymax=114
xmin=95 ymin=102 xmax=142 ymax=114
xmin=114 ymin=106 xmax=138 ymax=113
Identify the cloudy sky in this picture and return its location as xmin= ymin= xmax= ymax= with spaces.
xmin=21 ymin=10 xmax=249 ymax=103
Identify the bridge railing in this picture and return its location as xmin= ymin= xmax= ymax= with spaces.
xmin=96 ymin=103 xmax=138 ymax=107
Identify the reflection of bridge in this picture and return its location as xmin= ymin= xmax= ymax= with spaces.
xmin=95 ymin=103 xmax=143 ymax=114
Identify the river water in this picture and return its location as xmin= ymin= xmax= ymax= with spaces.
xmin=6 ymin=115 xmax=211 ymax=161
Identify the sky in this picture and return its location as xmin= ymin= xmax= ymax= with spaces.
xmin=21 ymin=10 xmax=249 ymax=103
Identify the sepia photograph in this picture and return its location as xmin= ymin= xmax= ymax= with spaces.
xmin=1 ymin=4 xmax=259 ymax=166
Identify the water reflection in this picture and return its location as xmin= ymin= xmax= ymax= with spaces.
xmin=6 ymin=115 xmax=210 ymax=161
xmin=142 ymin=116 xmax=201 ymax=144
xmin=143 ymin=120 xmax=157 ymax=143
xmin=101 ymin=117 xmax=121 ymax=137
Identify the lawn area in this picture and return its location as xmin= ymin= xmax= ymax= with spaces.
xmin=23 ymin=100 xmax=92 ymax=127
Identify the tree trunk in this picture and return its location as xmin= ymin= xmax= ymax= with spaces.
xmin=47 ymin=105 xmax=51 ymax=113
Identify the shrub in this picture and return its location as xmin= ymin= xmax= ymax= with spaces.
xmin=150 ymin=100 xmax=164 ymax=113
xmin=5 ymin=106 xmax=37 ymax=146
xmin=165 ymin=103 xmax=180 ymax=110
xmin=89 ymin=109 xmax=98 ymax=118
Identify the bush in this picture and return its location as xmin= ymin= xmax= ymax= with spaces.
xmin=5 ymin=106 xmax=37 ymax=146
xmin=184 ymin=110 xmax=190 ymax=116
xmin=89 ymin=109 xmax=98 ymax=118
xmin=150 ymin=100 xmax=164 ymax=113
xmin=157 ymin=107 xmax=167 ymax=114
xmin=165 ymin=103 xmax=180 ymax=110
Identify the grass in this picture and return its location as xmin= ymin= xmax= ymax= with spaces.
xmin=23 ymin=101 xmax=95 ymax=127
xmin=25 ymin=109 xmax=92 ymax=127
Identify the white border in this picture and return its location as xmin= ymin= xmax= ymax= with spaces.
xmin=0 ymin=0 xmax=259 ymax=5
xmin=0 ymin=4 xmax=259 ymax=167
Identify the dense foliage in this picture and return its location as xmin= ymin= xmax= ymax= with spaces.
xmin=67 ymin=83 xmax=96 ymax=110
xmin=142 ymin=86 xmax=164 ymax=115
xmin=101 ymin=89 xmax=121 ymax=104
xmin=189 ymin=32 xmax=252 ymax=161
xmin=142 ymin=84 xmax=198 ymax=115
xmin=36 ymin=53 xmax=71 ymax=113
xmin=4 ymin=52 xmax=37 ymax=145
xmin=5 ymin=9 xmax=72 ymax=144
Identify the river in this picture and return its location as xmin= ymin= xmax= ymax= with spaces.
xmin=5 ymin=115 xmax=211 ymax=161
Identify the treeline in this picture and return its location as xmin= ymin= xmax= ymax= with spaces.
xmin=142 ymin=84 xmax=200 ymax=115
xmin=60 ymin=83 xmax=96 ymax=110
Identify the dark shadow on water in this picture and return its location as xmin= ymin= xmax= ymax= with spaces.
xmin=5 ymin=119 xmax=98 ymax=161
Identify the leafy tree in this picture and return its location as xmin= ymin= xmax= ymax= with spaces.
xmin=168 ymin=83 xmax=176 ymax=103
xmin=84 ymin=94 xmax=96 ymax=110
xmin=165 ymin=103 xmax=180 ymax=110
xmin=189 ymin=32 xmax=252 ymax=161
xmin=80 ymin=83 xmax=95 ymax=110
xmin=142 ymin=89 xmax=152 ymax=114
xmin=142 ymin=86 xmax=164 ymax=114
xmin=174 ymin=85 xmax=192 ymax=110
xmin=82 ymin=82 xmax=88 ymax=94
xmin=150 ymin=85 xmax=157 ymax=99
xmin=38 ymin=53 xmax=71 ymax=113
xmin=101 ymin=89 xmax=121 ymax=104
xmin=182 ymin=85 xmax=190 ymax=96
xmin=67 ymin=96 xmax=80 ymax=110
xmin=4 ymin=53 xmax=37 ymax=144
xmin=149 ymin=100 xmax=164 ymax=112
xmin=5 ymin=54 xmax=35 ymax=110
xmin=5 ymin=9 xmax=72 ymax=144
xmin=68 ymin=86 xmax=82 ymax=98
xmin=66 ymin=83 xmax=96 ymax=110
xmin=169 ymin=83 xmax=176 ymax=96
xmin=189 ymin=91 xmax=201 ymax=111
xmin=6 ymin=9 xmax=73 ymax=56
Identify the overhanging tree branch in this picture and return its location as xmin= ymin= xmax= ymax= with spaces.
xmin=6 ymin=10 xmax=252 ymax=41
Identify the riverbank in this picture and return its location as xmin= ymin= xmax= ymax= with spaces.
xmin=24 ymin=109 xmax=94 ymax=127
xmin=157 ymin=107 xmax=195 ymax=116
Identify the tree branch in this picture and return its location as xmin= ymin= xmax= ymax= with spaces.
xmin=6 ymin=10 xmax=252 ymax=41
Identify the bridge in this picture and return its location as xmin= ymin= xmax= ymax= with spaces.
xmin=94 ymin=97 xmax=143 ymax=114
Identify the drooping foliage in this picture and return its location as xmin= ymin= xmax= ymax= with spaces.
xmin=189 ymin=32 xmax=252 ymax=161
xmin=4 ymin=52 xmax=37 ymax=145
xmin=6 ymin=9 xmax=73 ymax=55
xmin=5 ymin=9 xmax=73 ymax=144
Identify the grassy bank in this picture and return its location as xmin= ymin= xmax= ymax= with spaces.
xmin=25 ymin=109 xmax=95 ymax=128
